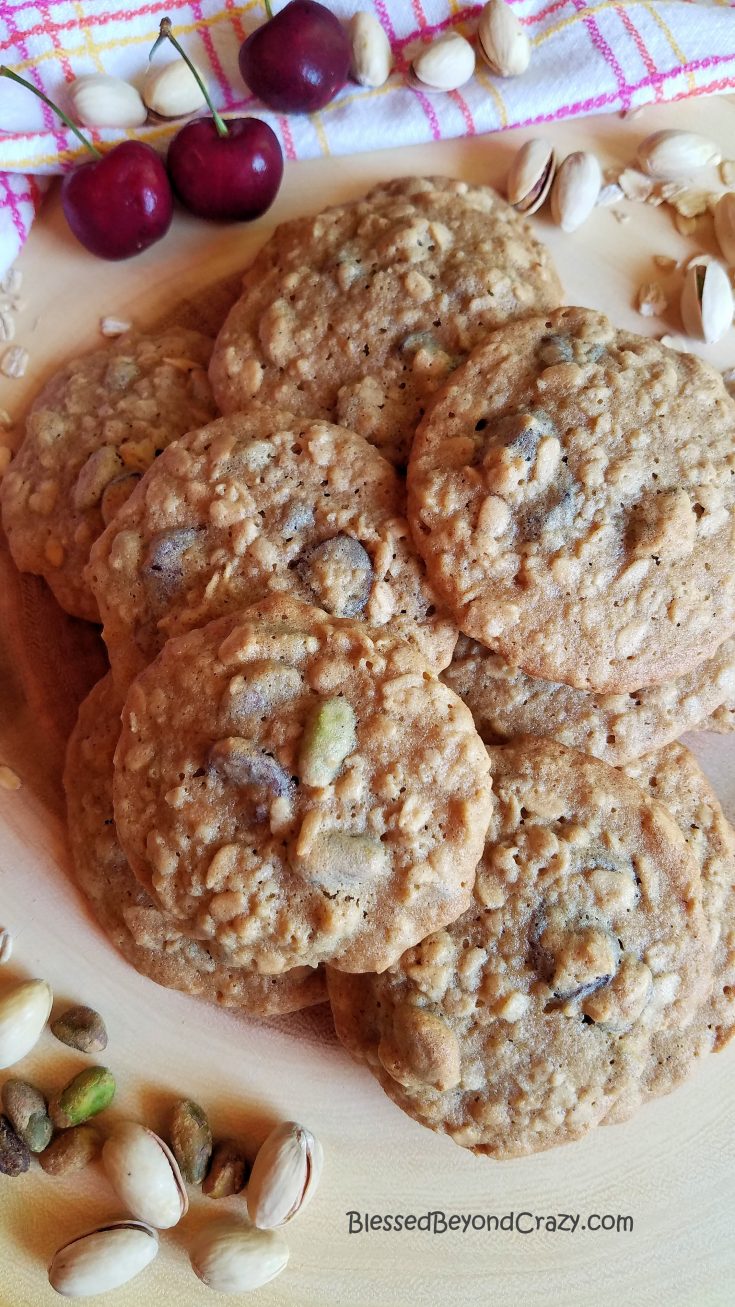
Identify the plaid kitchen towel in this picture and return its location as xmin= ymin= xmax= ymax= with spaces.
xmin=1 ymin=0 xmax=734 ymax=273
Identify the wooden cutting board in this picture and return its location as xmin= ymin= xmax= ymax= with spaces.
xmin=1 ymin=92 xmax=735 ymax=1307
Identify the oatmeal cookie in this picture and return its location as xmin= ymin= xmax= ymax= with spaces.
xmin=443 ymin=635 xmax=735 ymax=766
xmin=113 ymin=595 xmax=492 ymax=975
xmin=328 ymin=736 xmax=708 ymax=1157
xmin=408 ymin=307 xmax=735 ymax=692
xmin=604 ymin=743 xmax=735 ymax=1121
xmin=86 ymin=410 xmax=456 ymax=694
xmin=64 ymin=675 xmax=325 ymax=1015
xmin=209 ymin=177 xmax=562 ymax=467
xmin=1 ymin=329 xmax=216 ymax=621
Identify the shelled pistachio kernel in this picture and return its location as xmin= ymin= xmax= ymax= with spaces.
xmin=40 ymin=1124 xmax=103 ymax=1176
xmin=202 ymin=1139 xmax=250 ymax=1199
xmin=170 ymin=1099 xmax=212 ymax=1185
xmin=1 ymin=1079 xmax=52 ymax=1152
xmin=50 ymin=1066 xmax=116 ymax=1129
xmin=51 ymin=1005 xmax=108 ymax=1054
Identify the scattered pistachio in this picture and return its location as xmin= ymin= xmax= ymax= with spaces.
xmin=103 ymin=1122 xmax=188 ymax=1229
xmin=50 ymin=1066 xmax=116 ymax=1129
xmin=170 ymin=1099 xmax=212 ymax=1185
xmin=664 ymin=186 xmax=713 ymax=219
xmin=69 ymin=74 xmax=147 ymax=129
xmin=349 ymin=11 xmax=392 ymax=88
xmin=142 ymin=59 xmax=207 ymax=119
xmin=0 ymin=1114 xmax=31 ymax=1175
xmin=680 ymin=260 xmax=734 ymax=345
xmin=190 ymin=1219 xmax=289 ymax=1294
xmin=247 ymin=1120 xmax=323 ymax=1229
xmin=0 ymin=977 xmax=53 ymax=1069
xmin=48 ymin=1221 xmax=159 ymax=1298
xmin=638 ymin=129 xmax=721 ymax=178
xmin=0 ymin=346 xmax=29 ymax=379
xmin=298 ymin=698 xmax=357 ymax=788
xmin=477 ymin=0 xmax=531 ymax=77
xmin=714 ymin=192 xmax=735 ymax=265
xmin=0 ymin=927 xmax=12 ymax=964
xmin=51 ymin=1005 xmax=108 ymax=1055
xmin=636 ymin=282 xmax=668 ymax=318
xmin=202 ymin=1139 xmax=249 ymax=1199
xmin=39 ymin=1124 xmax=102 ymax=1176
xmin=506 ymin=139 xmax=555 ymax=214
xmin=409 ymin=33 xmax=476 ymax=93
xmin=550 ymin=151 xmax=601 ymax=232
xmin=2 ymin=1079 xmax=53 ymax=1152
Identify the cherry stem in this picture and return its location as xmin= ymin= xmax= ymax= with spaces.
xmin=0 ymin=65 xmax=102 ymax=159
xmin=264 ymin=0 xmax=274 ymax=17
xmin=150 ymin=18 xmax=228 ymax=138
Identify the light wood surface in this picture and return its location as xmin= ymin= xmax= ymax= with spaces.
xmin=2 ymin=94 xmax=735 ymax=1307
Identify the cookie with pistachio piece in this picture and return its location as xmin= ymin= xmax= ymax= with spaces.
xmin=112 ymin=595 xmax=492 ymax=975
xmin=2 ymin=329 xmax=216 ymax=621
xmin=64 ymin=674 xmax=326 ymax=1016
xmin=327 ymin=736 xmax=708 ymax=1158
xmin=442 ymin=634 xmax=735 ymax=767
xmin=86 ymin=409 xmax=456 ymax=696
xmin=408 ymin=306 xmax=735 ymax=692
xmin=209 ymin=176 xmax=562 ymax=467
xmin=603 ymin=743 xmax=735 ymax=1122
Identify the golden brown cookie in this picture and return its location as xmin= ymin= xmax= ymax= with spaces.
xmin=443 ymin=634 xmax=735 ymax=766
xmin=604 ymin=743 xmax=735 ymax=1121
xmin=86 ymin=409 xmax=456 ymax=694
xmin=328 ymin=737 xmax=708 ymax=1157
xmin=408 ymin=307 xmax=735 ymax=692
xmin=209 ymin=177 xmax=562 ymax=467
xmin=113 ymin=596 xmax=492 ymax=975
xmin=64 ymin=675 xmax=326 ymax=1015
xmin=2 ymin=330 xmax=216 ymax=621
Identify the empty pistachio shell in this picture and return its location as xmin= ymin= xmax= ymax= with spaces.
xmin=191 ymin=1220 xmax=289 ymax=1293
xmin=142 ymin=59 xmax=207 ymax=118
xmin=298 ymin=698 xmax=357 ymax=787
xmin=477 ymin=0 xmax=531 ymax=77
xmin=48 ymin=1221 xmax=158 ymax=1298
xmin=1 ymin=1079 xmax=52 ymax=1152
xmin=350 ymin=12 xmax=392 ymax=88
xmin=507 ymin=138 xmax=556 ymax=214
xmin=680 ymin=260 xmax=734 ymax=345
xmin=170 ymin=1099 xmax=212 ymax=1185
xmin=410 ymin=33 xmax=476 ymax=93
xmin=247 ymin=1120 xmax=323 ymax=1229
xmin=51 ymin=1005 xmax=108 ymax=1054
xmin=550 ymin=151 xmax=602 ymax=232
xmin=714 ymin=192 xmax=735 ymax=265
xmin=0 ymin=977 xmax=53 ymax=1069
xmin=103 ymin=1121 xmax=188 ymax=1229
xmin=637 ymin=129 xmax=721 ymax=179
xmin=50 ymin=1066 xmax=116 ymax=1129
xmin=68 ymin=74 xmax=147 ymax=129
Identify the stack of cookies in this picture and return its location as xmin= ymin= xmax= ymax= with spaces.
xmin=3 ymin=176 xmax=735 ymax=1160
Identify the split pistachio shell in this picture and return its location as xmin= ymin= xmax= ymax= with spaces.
xmin=142 ymin=59 xmax=207 ymax=118
xmin=680 ymin=261 xmax=734 ymax=345
xmin=507 ymin=139 xmax=556 ymax=214
xmin=637 ymin=129 xmax=722 ymax=179
xmin=0 ymin=977 xmax=53 ymax=1069
xmin=550 ymin=151 xmax=602 ymax=232
xmin=247 ymin=1120 xmax=323 ymax=1229
xmin=714 ymin=192 xmax=735 ymax=265
xmin=477 ymin=0 xmax=531 ymax=77
xmin=68 ymin=75 xmax=147 ymax=129
xmin=350 ymin=12 xmax=392 ymax=88
xmin=48 ymin=1221 xmax=158 ymax=1298
xmin=102 ymin=1121 xmax=188 ymax=1229
xmin=410 ymin=33 xmax=476 ymax=93
xmin=191 ymin=1219 xmax=289 ymax=1293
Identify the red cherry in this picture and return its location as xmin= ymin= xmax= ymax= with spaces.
xmin=61 ymin=141 xmax=173 ymax=260
xmin=167 ymin=117 xmax=283 ymax=222
xmin=239 ymin=0 xmax=351 ymax=114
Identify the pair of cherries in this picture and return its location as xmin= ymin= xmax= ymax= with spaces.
xmin=1 ymin=2 xmax=350 ymax=260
